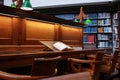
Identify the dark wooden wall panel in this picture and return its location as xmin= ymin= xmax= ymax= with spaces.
xmin=25 ymin=20 xmax=55 ymax=44
xmin=26 ymin=20 xmax=55 ymax=40
xmin=0 ymin=16 xmax=12 ymax=38
xmin=0 ymin=5 xmax=83 ymax=51
xmin=0 ymin=16 xmax=13 ymax=44
xmin=12 ymin=18 xmax=26 ymax=45
xmin=60 ymin=25 xmax=83 ymax=46
xmin=54 ymin=24 xmax=60 ymax=41
xmin=0 ymin=14 xmax=83 ymax=49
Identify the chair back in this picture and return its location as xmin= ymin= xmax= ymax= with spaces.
xmin=93 ymin=51 xmax=105 ymax=79
xmin=31 ymin=56 xmax=61 ymax=76
xmin=110 ymin=50 xmax=119 ymax=73
xmin=95 ymin=51 xmax=105 ymax=61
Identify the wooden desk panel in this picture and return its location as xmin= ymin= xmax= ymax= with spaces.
xmin=0 ymin=58 xmax=33 ymax=69
xmin=0 ymin=48 xmax=111 ymax=70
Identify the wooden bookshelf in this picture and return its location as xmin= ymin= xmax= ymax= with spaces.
xmin=118 ymin=11 xmax=120 ymax=50
xmin=112 ymin=12 xmax=119 ymax=50
xmin=55 ymin=12 xmax=113 ymax=48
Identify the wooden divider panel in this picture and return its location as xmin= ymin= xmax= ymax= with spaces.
xmin=60 ymin=25 xmax=83 ymax=46
xmin=0 ymin=15 xmax=13 ymax=45
xmin=25 ymin=20 xmax=55 ymax=44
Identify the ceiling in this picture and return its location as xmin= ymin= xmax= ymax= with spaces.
xmin=33 ymin=1 xmax=119 ymax=15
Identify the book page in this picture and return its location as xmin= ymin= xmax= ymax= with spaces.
xmin=53 ymin=42 xmax=72 ymax=51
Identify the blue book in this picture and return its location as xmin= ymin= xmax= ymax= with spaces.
xmin=83 ymin=35 xmax=88 ymax=43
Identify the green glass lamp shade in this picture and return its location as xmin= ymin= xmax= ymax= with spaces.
xmin=85 ymin=18 xmax=91 ymax=25
xmin=74 ymin=19 xmax=79 ymax=23
xmin=11 ymin=3 xmax=15 ymax=8
xmin=21 ymin=0 xmax=33 ymax=10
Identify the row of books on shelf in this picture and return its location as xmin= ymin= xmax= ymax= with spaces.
xmin=98 ymin=27 xmax=112 ymax=33
xmin=84 ymin=27 xmax=97 ymax=33
xmin=113 ymin=13 xmax=118 ymax=19
xmin=84 ymin=19 xmax=98 ymax=25
xmin=98 ymin=19 xmax=111 ymax=26
xmin=87 ymin=13 xmax=97 ymax=19
xmin=113 ymin=27 xmax=118 ymax=34
xmin=55 ymin=13 xmax=99 ymax=20
xmin=114 ymin=36 xmax=118 ymax=41
xmin=84 ymin=19 xmax=111 ymax=26
xmin=86 ymin=13 xmax=110 ymax=19
xmin=84 ymin=27 xmax=112 ymax=33
xmin=90 ymin=20 xmax=98 ymax=25
xmin=113 ymin=41 xmax=119 ymax=48
xmin=55 ymin=13 xmax=112 ymax=20
xmin=55 ymin=14 xmax=75 ymax=20
xmin=113 ymin=19 xmax=118 ymax=26
xmin=83 ymin=35 xmax=95 ymax=44
xmin=98 ymin=41 xmax=112 ymax=48
xmin=97 ymin=34 xmax=111 ymax=40
xmin=113 ymin=13 xmax=118 ymax=49
xmin=98 ymin=13 xmax=110 ymax=18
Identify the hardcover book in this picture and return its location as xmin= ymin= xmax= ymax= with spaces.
xmin=53 ymin=42 xmax=73 ymax=51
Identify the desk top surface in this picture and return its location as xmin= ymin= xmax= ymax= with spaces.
xmin=0 ymin=48 xmax=112 ymax=58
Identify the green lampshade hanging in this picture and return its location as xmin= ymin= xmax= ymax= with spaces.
xmin=74 ymin=19 xmax=79 ymax=23
xmin=85 ymin=18 xmax=91 ymax=25
xmin=11 ymin=3 xmax=15 ymax=8
xmin=21 ymin=0 xmax=33 ymax=10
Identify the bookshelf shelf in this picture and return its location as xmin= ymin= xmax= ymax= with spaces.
xmin=84 ymin=32 xmax=97 ymax=34
xmin=97 ymin=40 xmax=112 ymax=42
xmin=113 ymin=12 xmax=119 ymax=50
xmin=55 ymin=11 xmax=118 ymax=49
xmin=83 ymin=42 xmax=95 ymax=44
xmin=98 ymin=30 xmax=112 ymax=33
xmin=83 ymin=12 xmax=113 ymax=48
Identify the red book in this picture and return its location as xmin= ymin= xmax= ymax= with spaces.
xmin=88 ymin=35 xmax=95 ymax=44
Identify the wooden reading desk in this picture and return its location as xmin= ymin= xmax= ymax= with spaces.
xmin=40 ymin=41 xmax=58 ymax=52
xmin=0 ymin=48 xmax=111 ymax=70
xmin=0 ymin=41 xmax=112 ymax=70
xmin=40 ymin=41 xmax=83 ymax=51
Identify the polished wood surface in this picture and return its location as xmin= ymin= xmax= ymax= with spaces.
xmin=26 ymin=20 xmax=55 ymax=41
xmin=0 ymin=48 xmax=111 ymax=70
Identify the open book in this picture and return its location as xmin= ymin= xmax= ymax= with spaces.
xmin=40 ymin=41 xmax=82 ymax=51
xmin=52 ymin=42 xmax=73 ymax=51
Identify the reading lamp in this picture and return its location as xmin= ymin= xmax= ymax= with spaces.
xmin=74 ymin=7 xmax=91 ymax=25
xmin=21 ymin=0 xmax=33 ymax=10
xmin=11 ymin=0 xmax=33 ymax=10
xmin=11 ymin=3 xmax=16 ymax=8
xmin=85 ymin=18 xmax=91 ymax=25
